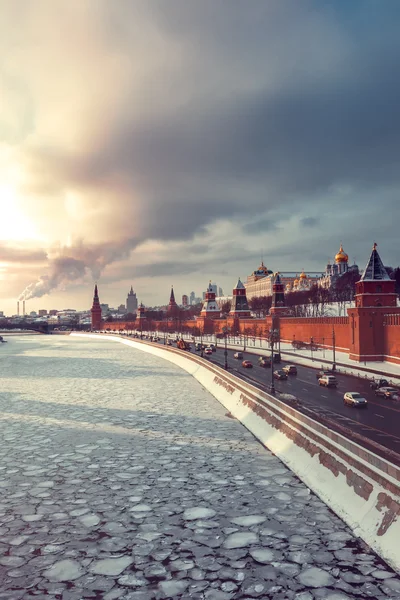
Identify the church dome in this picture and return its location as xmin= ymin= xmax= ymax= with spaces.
xmin=335 ymin=244 xmax=348 ymax=263
xmin=300 ymin=270 xmax=307 ymax=279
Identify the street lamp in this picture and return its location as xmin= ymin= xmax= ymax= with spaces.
xmin=223 ymin=319 xmax=230 ymax=370
xmin=269 ymin=326 xmax=279 ymax=394
xmin=332 ymin=327 xmax=336 ymax=371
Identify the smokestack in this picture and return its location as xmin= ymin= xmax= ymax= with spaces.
xmin=17 ymin=301 xmax=20 ymax=316
xmin=23 ymin=300 xmax=25 ymax=316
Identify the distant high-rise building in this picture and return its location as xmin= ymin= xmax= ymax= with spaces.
xmin=218 ymin=286 xmax=223 ymax=297
xmin=100 ymin=303 xmax=109 ymax=316
xmin=126 ymin=286 xmax=138 ymax=313
xmin=49 ymin=309 xmax=58 ymax=316
xmin=182 ymin=294 xmax=188 ymax=307
xmin=38 ymin=309 xmax=48 ymax=317
xmin=30 ymin=311 xmax=37 ymax=317
xmin=190 ymin=291 xmax=195 ymax=305
xmin=118 ymin=304 xmax=127 ymax=314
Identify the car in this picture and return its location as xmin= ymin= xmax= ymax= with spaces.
xmin=204 ymin=348 xmax=213 ymax=356
xmin=209 ymin=344 xmax=216 ymax=352
xmin=273 ymin=353 xmax=281 ymax=363
xmin=234 ymin=352 xmax=243 ymax=359
xmin=370 ymin=378 xmax=389 ymax=390
xmin=282 ymin=365 xmax=297 ymax=375
xmin=242 ymin=360 xmax=253 ymax=368
xmin=319 ymin=375 xmax=338 ymax=387
xmin=166 ymin=340 xmax=172 ymax=346
xmin=258 ymin=357 xmax=271 ymax=368
xmin=375 ymin=387 xmax=399 ymax=399
xmin=316 ymin=369 xmax=334 ymax=380
xmin=343 ymin=392 xmax=368 ymax=408
xmin=274 ymin=370 xmax=287 ymax=380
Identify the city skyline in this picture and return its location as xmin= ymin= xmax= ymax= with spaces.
xmin=1 ymin=1 xmax=400 ymax=315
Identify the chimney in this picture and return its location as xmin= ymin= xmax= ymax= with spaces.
xmin=23 ymin=300 xmax=25 ymax=316
xmin=17 ymin=301 xmax=20 ymax=316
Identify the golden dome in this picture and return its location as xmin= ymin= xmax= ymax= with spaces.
xmin=300 ymin=270 xmax=307 ymax=279
xmin=293 ymin=277 xmax=299 ymax=287
xmin=335 ymin=243 xmax=348 ymax=263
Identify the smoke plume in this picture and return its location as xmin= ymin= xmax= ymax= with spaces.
xmin=19 ymin=239 xmax=136 ymax=301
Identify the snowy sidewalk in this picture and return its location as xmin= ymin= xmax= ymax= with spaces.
xmin=0 ymin=335 xmax=399 ymax=599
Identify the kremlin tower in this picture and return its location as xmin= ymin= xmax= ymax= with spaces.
xmin=348 ymin=243 xmax=400 ymax=362
xmin=200 ymin=281 xmax=220 ymax=318
xmin=90 ymin=284 xmax=102 ymax=331
xmin=270 ymin=273 xmax=288 ymax=316
xmin=167 ymin=286 xmax=178 ymax=313
xmin=230 ymin=278 xmax=251 ymax=317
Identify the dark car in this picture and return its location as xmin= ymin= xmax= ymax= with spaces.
xmin=282 ymin=365 xmax=297 ymax=375
xmin=258 ymin=357 xmax=271 ymax=368
xmin=274 ymin=370 xmax=287 ymax=380
xmin=370 ymin=378 xmax=389 ymax=390
xmin=273 ymin=353 xmax=282 ymax=363
xmin=242 ymin=360 xmax=253 ymax=369
xmin=343 ymin=392 xmax=368 ymax=408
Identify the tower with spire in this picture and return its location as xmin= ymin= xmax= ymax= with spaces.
xmin=126 ymin=285 xmax=138 ymax=313
xmin=270 ymin=273 xmax=288 ymax=315
xmin=200 ymin=281 xmax=220 ymax=318
xmin=90 ymin=284 xmax=102 ymax=331
xmin=230 ymin=278 xmax=251 ymax=317
xmin=167 ymin=286 xmax=178 ymax=312
xmin=348 ymin=243 xmax=400 ymax=362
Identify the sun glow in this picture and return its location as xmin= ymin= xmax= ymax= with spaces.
xmin=0 ymin=183 xmax=40 ymax=242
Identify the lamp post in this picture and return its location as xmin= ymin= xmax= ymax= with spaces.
xmin=200 ymin=327 xmax=204 ymax=357
xmin=310 ymin=336 xmax=314 ymax=362
xmin=332 ymin=327 xmax=336 ymax=371
xmin=223 ymin=318 xmax=230 ymax=370
xmin=269 ymin=325 xmax=279 ymax=394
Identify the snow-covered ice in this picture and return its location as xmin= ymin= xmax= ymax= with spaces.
xmin=0 ymin=334 xmax=398 ymax=599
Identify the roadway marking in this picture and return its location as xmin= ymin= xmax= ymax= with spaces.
xmin=321 ymin=395 xmax=328 ymax=398
xmin=374 ymin=414 xmax=385 ymax=419
xmin=302 ymin=388 xmax=309 ymax=392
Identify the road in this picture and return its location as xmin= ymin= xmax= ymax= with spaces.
xmin=194 ymin=343 xmax=400 ymax=461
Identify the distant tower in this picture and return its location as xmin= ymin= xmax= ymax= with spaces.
xmin=90 ymin=284 xmax=102 ymax=331
xmin=200 ymin=281 xmax=220 ymax=318
xmin=348 ymin=243 xmax=400 ymax=362
xmin=182 ymin=294 xmax=188 ymax=307
xmin=270 ymin=273 xmax=288 ymax=315
xmin=126 ymin=285 xmax=138 ymax=313
xmin=167 ymin=286 xmax=178 ymax=312
xmin=137 ymin=302 xmax=145 ymax=320
xmin=230 ymin=278 xmax=251 ymax=317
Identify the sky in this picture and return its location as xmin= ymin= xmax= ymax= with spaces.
xmin=1 ymin=0 xmax=400 ymax=315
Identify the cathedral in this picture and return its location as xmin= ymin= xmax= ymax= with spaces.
xmin=318 ymin=244 xmax=359 ymax=289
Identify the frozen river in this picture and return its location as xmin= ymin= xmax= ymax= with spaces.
xmin=0 ymin=335 xmax=399 ymax=599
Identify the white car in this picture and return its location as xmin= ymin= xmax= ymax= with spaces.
xmin=204 ymin=348 xmax=213 ymax=356
xmin=234 ymin=352 xmax=243 ymax=359
xmin=318 ymin=375 xmax=338 ymax=388
xmin=343 ymin=392 xmax=368 ymax=408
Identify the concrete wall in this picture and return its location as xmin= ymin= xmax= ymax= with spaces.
xmin=73 ymin=333 xmax=400 ymax=572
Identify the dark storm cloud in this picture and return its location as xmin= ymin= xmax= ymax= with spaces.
xmin=9 ymin=0 xmax=400 ymax=307
xmin=300 ymin=217 xmax=320 ymax=228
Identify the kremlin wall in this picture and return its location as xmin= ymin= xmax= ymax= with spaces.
xmin=91 ymin=243 xmax=400 ymax=366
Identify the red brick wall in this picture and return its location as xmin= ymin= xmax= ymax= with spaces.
xmin=383 ymin=315 xmax=400 ymax=365
xmin=279 ymin=317 xmax=350 ymax=351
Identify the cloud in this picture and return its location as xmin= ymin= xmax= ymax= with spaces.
xmin=0 ymin=244 xmax=47 ymax=263
xmin=300 ymin=217 xmax=320 ymax=228
xmin=1 ymin=0 xmax=400 ymax=311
